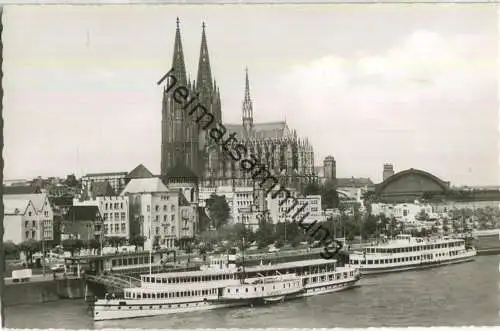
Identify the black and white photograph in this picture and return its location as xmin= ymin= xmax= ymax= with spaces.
xmin=1 ymin=2 xmax=499 ymax=329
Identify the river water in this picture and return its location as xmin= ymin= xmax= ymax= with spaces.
xmin=5 ymin=255 xmax=500 ymax=328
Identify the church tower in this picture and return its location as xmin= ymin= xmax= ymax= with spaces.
xmin=195 ymin=22 xmax=222 ymax=183
xmin=161 ymin=18 xmax=200 ymax=176
xmin=242 ymin=67 xmax=254 ymax=137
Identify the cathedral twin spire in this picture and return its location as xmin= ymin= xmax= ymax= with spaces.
xmin=171 ymin=17 xmax=187 ymax=85
xmin=162 ymin=18 xmax=222 ymax=175
xmin=197 ymin=22 xmax=213 ymax=95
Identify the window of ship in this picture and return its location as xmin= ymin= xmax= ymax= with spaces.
xmin=134 ymin=258 xmax=138 ymax=264
xmin=236 ymin=289 xmax=239 ymax=293
xmin=254 ymin=287 xmax=257 ymax=292
xmin=367 ymin=260 xmax=373 ymax=264
xmin=246 ymin=288 xmax=249 ymax=292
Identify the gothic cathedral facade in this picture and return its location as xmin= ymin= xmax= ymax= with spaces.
xmin=161 ymin=19 xmax=317 ymax=192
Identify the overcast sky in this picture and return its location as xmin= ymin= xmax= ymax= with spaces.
xmin=3 ymin=4 xmax=498 ymax=185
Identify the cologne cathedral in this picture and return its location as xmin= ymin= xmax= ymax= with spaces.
xmin=160 ymin=19 xmax=317 ymax=191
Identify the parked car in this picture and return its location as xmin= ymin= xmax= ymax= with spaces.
xmin=12 ymin=269 xmax=32 ymax=282
xmin=268 ymin=246 xmax=280 ymax=253
xmin=50 ymin=264 xmax=65 ymax=272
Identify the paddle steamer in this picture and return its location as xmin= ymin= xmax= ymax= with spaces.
xmin=348 ymin=234 xmax=476 ymax=275
xmin=92 ymin=254 xmax=360 ymax=321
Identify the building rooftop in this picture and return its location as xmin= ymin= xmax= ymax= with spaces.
xmin=126 ymin=164 xmax=154 ymax=180
xmin=3 ymin=199 xmax=33 ymax=215
xmin=225 ymin=121 xmax=290 ymax=140
xmin=84 ymin=171 xmax=128 ymax=177
xmin=4 ymin=193 xmax=48 ymax=212
xmin=3 ymin=185 xmax=41 ymax=195
xmin=337 ymin=177 xmax=374 ymax=188
xmin=91 ymin=181 xmax=117 ymax=197
xmin=121 ymin=177 xmax=168 ymax=195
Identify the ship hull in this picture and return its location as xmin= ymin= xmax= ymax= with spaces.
xmin=358 ymin=251 xmax=476 ymax=276
xmin=92 ymin=276 xmax=359 ymax=321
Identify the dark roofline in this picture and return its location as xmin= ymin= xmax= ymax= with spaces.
xmin=84 ymin=171 xmax=128 ymax=177
xmin=65 ymin=205 xmax=101 ymax=221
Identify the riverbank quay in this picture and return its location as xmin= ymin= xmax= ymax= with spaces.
xmin=4 ymin=275 xmax=84 ymax=306
xmin=474 ymin=229 xmax=500 ymax=255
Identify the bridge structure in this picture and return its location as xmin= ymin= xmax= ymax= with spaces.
xmin=63 ymin=248 xmax=177 ymax=278
xmin=84 ymin=273 xmax=141 ymax=291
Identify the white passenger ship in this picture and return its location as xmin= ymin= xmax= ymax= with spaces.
xmin=348 ymin=234 xmax=476 ymax=275
xmin=218 ymin=273 xmax=304 ymax=304
xmin=93 ymin=255 xmax=360 ymax=321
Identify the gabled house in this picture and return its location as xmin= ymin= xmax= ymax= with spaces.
xmin=62 ymin=205 xmax=102 ymax=241
xmin=3 ymin=199 xmax=38 ymax=244
xmin=4 ymin=193 xmax=54 ymax=241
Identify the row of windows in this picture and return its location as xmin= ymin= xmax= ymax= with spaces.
xmin=154 ymin=214 xmax=175 ymax=222
xmin=24 ymin=220 xmax=37 ymax=228
xmin=227 ymin=281 xmax=300 ymax=294
xmin=111 ymin=255 xmax=154 ymax=267
xmin=143 ymin=264 xmax=338 ymax=284
xmin=128 ymin=271 xmax=351 ymax=300
xmin=103 ymin=223 xmax=127 ymax=234
xmin=306 ymin=271 xmax=352 ymax=284
xmin=354 ymin=252 xmax=459 ymax=265
xmin=132 ymin=271 xmax=353 ymax=302
xmin=154 ymin=225 xmax=176 ymax=235
xmin=103 ymin=212 xmax=126 ymax=221
xmin=235 ymin=192 xmax=251 ymax=196
xmin=147 ymin=205 xmax=176 ymax=213
xmin=364 ymin=242 xmax=463 ymax=254
xmin=105 ymin=202 xmax=124 ymax=210
xmin=25 ymin=230 xmax=36 ymax=239
xmin=145 ymin=273 xmax=236 ymax=284
xmin=125 ymin=288 xmax=217 ymax=300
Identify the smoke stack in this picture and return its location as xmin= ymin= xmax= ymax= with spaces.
xmin=383 ymin=164 xmax=394 ymax=181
